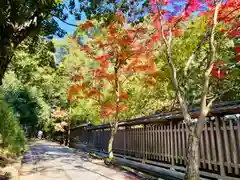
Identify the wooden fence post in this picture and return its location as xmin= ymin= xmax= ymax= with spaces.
xmin=124 ymin=126 xmax=126 ymax=158
xmin=215 ymin=116 xmax=225 ymax=177
xmin=170 ymin=120 xmax=175 ymax=167
xmin=143 ymin=124 xmax=146 ymax=163
xmin=102 ymin=129 xmax=104 ymax=152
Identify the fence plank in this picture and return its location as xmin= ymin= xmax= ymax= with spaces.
xmin=141 ymin=127 xmax=143 ymax=158
xmin=142 ymin=127 xmax=145 ymax=159
xmin=181 ymin=123 xmax=186 ymax=165
xmin=167 ymin=124 xmax=170 ymax=162
xmin=229 ymin=119 xmax=239 ymax=175
xmin=161 ymin=125 xmax=164 ymax=161
xmin=166 ymin=125 xmax=169 ymax=162
xmin=237 ymin=116 xmax=240 ymax=169
xmin=126 ymin=128 xmax=129 ymax=155
xmin=178 ymin=123 xmax=182 ymax=164
xmin=129 ymin=128 xmax=132 ymax=155
xmin=137 ymin=128 xmax=139 ymax=157
xmin=200 ymin=128 xmax=206 ymax=169
xmin=143 ymin=125 xmax=146 ymax=162
xmin=174 ymin=124 xmax=178 ymax=164
xmin=223 ymin=120 xmax=232 ymax=173
xmin=150 ymin=125 xmax=153 ymax=159
xmin=136 ymin=128 xmax=139 ymax=157
xmin=137 ymin=127 xmax=140 ymax=158
xmin=124 ymin=128 xmax=126 ymax=157
xmin=147 ymin=126 xmax=150 ymax=159
xmin=131 ymin=128 xmax=133 ymax=155
xmin=132 ymin=128 xmax=135 ymax=156
xmin=209 ymin=120 xmax=217 ymax=171
xmin=161 ymin=125 xmax=163 ymax=161
xmin=140 ymin=127 xmax=142 ymax=158
xmin=204 ymin=122 xmax=212 ymax=170
xmin=156 ymin=125 xmax=160 ymax=160
xmin=132 ymin=128 xmax=134 ymax=154
xmin=126 ymin=127 xmax=129 ymax=156
xmin=216 ymin=117 xmax=225 ymax=176
xmin=170 ymin=121 xmax=174 ymax=166
xmin=135 ymin=127 xmax=137 ymax=156
xmin=157 ymin=125 xmax=161 ymax=161
xmin=153 ymin=125 xmax=155 ymax=159
xmin=150 ymin=126 xmax=152 ymax=159
xmin=154 ymin=125 xmax=157 ymax=160
xmin=102 ymin=129 xmax=104 ymax=151
xmin=149 ymin=126 xmax=152 ymax=159
xmin=164 ymin=125 xmax=167 ymax=161
xmin=133 ymin=128 xmax=136 ymax=155
xmin=165 ymin=125 xmax=167 ymax=162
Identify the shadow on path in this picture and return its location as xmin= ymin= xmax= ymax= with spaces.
xmin=20 ymin=140 xmax=141 ymax=180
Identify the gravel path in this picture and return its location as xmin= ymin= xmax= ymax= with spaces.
xmin=19 ymin=140 xmax=139 ymax=180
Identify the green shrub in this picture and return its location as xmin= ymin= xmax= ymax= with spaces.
xmin=0 ymin=94 xmax=26 ymax=156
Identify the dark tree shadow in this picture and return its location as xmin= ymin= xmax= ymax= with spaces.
xmin=0 ymin=172 xmax=11 ymax=180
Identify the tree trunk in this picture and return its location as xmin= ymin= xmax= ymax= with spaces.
xmin=67 ymin=125 xmax=71 ymax=146
xmin=0 ymin=25 xmax=15 ymax=85
xmin=0 ymin=49 xmax=13 ymax=85
xmin=62 ymin=132 xmax=65 ymax=145
xmin=185 ymin=128 xmax=200 ymax=180
xmin=108 ymin=121 xmax=119 ymax=159
xmin=107 ymin=63 xmax=120 ymax=160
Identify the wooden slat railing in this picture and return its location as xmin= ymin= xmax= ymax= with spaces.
xmin=70 ymin=102 xmax=240 ymax=179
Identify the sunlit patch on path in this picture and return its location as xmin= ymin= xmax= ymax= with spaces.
xmin=19 ymin=140 xmax=140 ymax=180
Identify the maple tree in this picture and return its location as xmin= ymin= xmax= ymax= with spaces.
xmin=68 ymin=14 xmax=158 ymax=160
xmin=148 ymin=0 xmax=240 ymax=179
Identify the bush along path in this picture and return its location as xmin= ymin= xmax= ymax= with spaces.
xmin=19 ymin=140 xmax=144 ymax=180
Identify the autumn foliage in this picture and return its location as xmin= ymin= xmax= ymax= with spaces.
xmin=149 ymin=0 xmax=240 ymax=80
xmin=68 ymin=14 xmax=158 ymax=120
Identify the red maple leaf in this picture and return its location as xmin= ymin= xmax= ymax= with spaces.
xmin=234 ymin=46 xmax=240 ymax=54
xmin=151 ymin=33 xmax=161 ymax=41
xmin=211 ymin=62 xmax=225 ymax=80
xmin=235 ymin=55 xmax=240 ymax=62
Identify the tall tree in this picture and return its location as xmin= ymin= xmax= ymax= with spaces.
xmin=0 ymin=0 xmax=66 ymax=84
xmin=149 ymin=0 xmax=240 ymax=179
xmin=0 ymin=0 xmax=113 ymax=85
xmin=69 ymin=14 xmax=158 ymax=160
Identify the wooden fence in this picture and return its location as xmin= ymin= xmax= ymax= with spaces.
xmin=70 ymin=103 xmax=240 ymax=180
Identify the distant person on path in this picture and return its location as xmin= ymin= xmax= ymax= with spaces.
xmin=38 ymin=130 xmax=43 ymax=139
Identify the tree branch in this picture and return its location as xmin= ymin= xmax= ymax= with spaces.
xmin=206 ymin=87 xmax=235 ymax=109
xmin=13 ymin=12 xmax=43 ymax=48
xmin=51 ymin=13 xmax=78 ymax=27
xmin=159 ymin=14 xmax=192 ymax=125
xmin=196 ymin=1 xmax=223 ymax=137
xmin=184 ymin=29 xmax=210 ymax=77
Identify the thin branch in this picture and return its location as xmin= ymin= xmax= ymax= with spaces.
xmin=207 ymin=87 xmax=235 ymax=109
xmin=169 ymin=92 xmax=178 ymax=111
xmin=223 ymin=21 xmax=240 ymax=38
xmin=158 ymin=5 xmax=192 ymax=125
xmin=51 ymin=13 xmax=78 ymax=27
xmin=219 ymin=6 xmax=240 ymax=21
xmin=120 ymin=73 xmax=134 ymax=86
xmin=172 ymin=1 xmax=191 ymax=28
xmin=184 ymin=29 xmax=210 ymax=76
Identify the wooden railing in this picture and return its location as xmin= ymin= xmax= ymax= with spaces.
xmin=70 ymin=102 xmax=240 ymax=179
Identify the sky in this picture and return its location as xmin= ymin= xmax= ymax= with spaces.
xmin=53 ymin=0 xmax=167 ymax=39
xmin=54 ymin=14 xmax=77 ymax=37
xmin=53 ymin=0 xmax=209 ymax=39
xmin=53 ymin=0 xmax=86 ymax=39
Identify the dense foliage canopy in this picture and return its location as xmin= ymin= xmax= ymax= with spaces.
xmin=0 ymin=0 xmax=239 ymax=177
